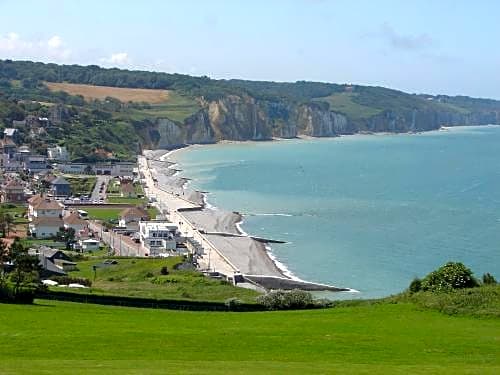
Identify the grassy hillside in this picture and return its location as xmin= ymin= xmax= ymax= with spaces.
xmin=0 ymin=300 xmax=498 ymax=374
xmin=313 ymin=92 xmax=383 ymax=120
xmin=64 ymin=257 xmax=259 ymax=302
xmin=120 ymin=92 xmax=200 ymax=123
xmin=2 ymin=59 xmax=500 ymax=160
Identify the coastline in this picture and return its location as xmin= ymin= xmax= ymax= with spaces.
xmin=150 ymin=129 xmax=454 ymax=287
xmin=161 ymin=148 xmax=299 ymax=280
xmin=144 ymin=126 xmax=500 ymax=292
xmin=142 ymin=145 xmax=355 ymax=292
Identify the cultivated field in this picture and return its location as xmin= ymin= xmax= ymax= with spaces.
xmin=45 ymin=82 xmax=171 ymax=103
xmin=0 ymin=300 xmax=498 ymax=374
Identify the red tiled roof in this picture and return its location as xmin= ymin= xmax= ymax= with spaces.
xmin=34 ymin=199 xmax=63 ymax=210
xmin=64 ymin=212 xmax=87 ymax=226
xmin=120 ymin=206 xmax=149 ymax=220
xmin=31 ymin=216 xmax=64 ymax=226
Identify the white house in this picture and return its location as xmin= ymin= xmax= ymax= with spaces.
xmin=79 ymin=238 xmax=100 ymax=252
xmin=29 ymin=216 xmax=63 ymax=238
xmin=28 ymin=195 xmax=64 ymax=238
xmin=139 ymin=221 xmax=179 ymax=256
xmin=28 ymin=195 xmax=63 ymax=220
xmin=47 ymin=146 xmax=69 ymax=161
xmin=63 ymin=211 xmax=88 ymax=236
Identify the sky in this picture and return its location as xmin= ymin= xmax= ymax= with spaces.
xmin=0 ymin=0 xmax=498 ymax=98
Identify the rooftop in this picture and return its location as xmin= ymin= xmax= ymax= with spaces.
xmin=33 ymin=198 xmax=63 ymax=210
xmin=51 ymin=176 xmax=70 ymax=185
xmin=120 ymin=206 xmax=149 ymax=219
xmin=3 ymin=128 xmax=17 ymax=137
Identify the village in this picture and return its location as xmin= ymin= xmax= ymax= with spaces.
xmin=0 ymin=117 xmax=196 ymax=284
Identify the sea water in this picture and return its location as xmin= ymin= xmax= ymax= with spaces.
xmin=173 ymin=126 xmax=500 ymax=298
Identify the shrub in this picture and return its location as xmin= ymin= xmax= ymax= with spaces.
xmin=160 ymin=266 xmax=169 ymax=275
xmin=150 ymin=276 xmax=179 ymax=285
xmin=0 ymin=285 xmax=34 ymax=304
xmin=256 ymin=289 xmax=314 ymax=310
xmin=408 ymin=277 xmax=422 ymax=293
xmin=482 ymin=273 xmax=497 ymax=285
xmin=224 ymin=297 xmax=242 ymax=310
xmin=313 ymin=298 xmax=334 ymax=308
xmin=421 ymin=262 xmax=479 ymax=292
xmin=144 ymin=272 xmax=154 ymax=278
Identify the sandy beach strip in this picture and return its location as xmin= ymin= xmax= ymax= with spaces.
xmin=140 ymin=148 xmax=355 ymax=292
xmin=139 ymin=151 xmax=286 ymax=278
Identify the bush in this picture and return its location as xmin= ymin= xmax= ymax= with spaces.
xmin=0 ymin=285 xmax=34 ymax=304
xmin=256 ymin=289 xmax=314 ymax=310
xmin=408 ymin=277 xmax=422 ymax=293
xmin=160 ymin=266 xmax=169 ymax=275
xmin=314 ymin=298 xmax=334 ymax=308
xmin=224 ymin=297 xmax=242 ymax=310
xmin=150 ymin=276 xmax=179 ymax=285
xmin=482 ymin=273 xmax=497 ymax=285
xmin=421 ymin=262 xmax=479 ymax=292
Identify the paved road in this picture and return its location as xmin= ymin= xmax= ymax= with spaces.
xmin=89 ymin=221 xmax=141 ymax=257
xmin=90 ymin=176 xmax=111 ymax=201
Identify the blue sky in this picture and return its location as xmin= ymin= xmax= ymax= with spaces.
xmin=0 ymin=0 xmax=498 ymax=98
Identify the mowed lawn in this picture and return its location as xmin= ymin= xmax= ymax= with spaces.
xmin=0 ymin=301 xmax=498 ymax=374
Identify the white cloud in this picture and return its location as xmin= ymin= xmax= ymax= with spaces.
xmin=100 ymin=52 xmax=130 ymax=66
xmin=47 ymin=35 xmax=62 ymax=49
xmin=378 ymin=23 xmax=434 ymax=51
xmin=0 ymin=32 xmax=71 ymax=61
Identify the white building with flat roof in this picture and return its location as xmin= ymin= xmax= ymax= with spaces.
xmin=139 ymin=221 xmax=179 ymax=256
xmin=47 ymin=146 xmax=69 ymax=161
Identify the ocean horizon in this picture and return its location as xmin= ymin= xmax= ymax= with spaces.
xmin=172 ymin=126 xmax=500 ymax=298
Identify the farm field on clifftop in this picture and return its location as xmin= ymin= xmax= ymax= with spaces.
xmin=0 ymin=300 xmax=498 ymax=374
xmin=46 ymin=81 xmax=201 ymax=122
xmin=45 ymin=82 xmax=171 ymax=103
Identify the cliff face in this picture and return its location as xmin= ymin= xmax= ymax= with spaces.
xmin=142 ymin=94 xmax=500 ymax=149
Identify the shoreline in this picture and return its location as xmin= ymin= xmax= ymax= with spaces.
xmin=153 ymin=128 xmax=455 ymax=287
xmin=161 ymin=149 xmax=301 ymax=281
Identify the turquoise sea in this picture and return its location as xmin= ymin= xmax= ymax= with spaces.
xmin=173 ymin=126 xmax=500 ymax=298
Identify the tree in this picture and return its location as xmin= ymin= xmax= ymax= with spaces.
xmin=0 ymin=212 xmax=14 ymax=238
xmin=421 ymin=262 xmax=479 ymax=292
xmin=482 ymin=273 xmax=497 ymax=285
xmin=0 ymin=239 xmax=9 ymax=287
xmin=9 ymin=239 xmax=41 ymax=296
xmin=56 ymin=226 xmax=76 ymax=249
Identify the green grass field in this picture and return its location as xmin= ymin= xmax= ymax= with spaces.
xmin=85 ymin=207 xmax=123 ymax=221
xmin=66 ymin=176 xmax=97 ymax=196
xmin=85 ymin=206 xmax=159 ymax=221
xmin=121 ymin=91 xmax=201 ymax=123
xmin=65 ymin=257 xmax=258 ymax=302
xmin=0 ymin=300 xmax=498 ymax=374
xmin=0 ymin=203 xmax=27 ymax=224
xmin=314 ymin=92 xmax=383 ymax=120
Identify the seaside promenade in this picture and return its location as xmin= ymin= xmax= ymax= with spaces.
xmin=138 ymin=150 xmax=353 ymax=293
xmin=138 ymin=154 xmax=239 ymax=279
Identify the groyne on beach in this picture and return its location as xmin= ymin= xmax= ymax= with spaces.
xmin=140 ymin=148 xmax=352 ymax=292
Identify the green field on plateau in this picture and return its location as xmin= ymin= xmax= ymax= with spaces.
xmin=0 ymin=300 xmax=498 ymax=374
